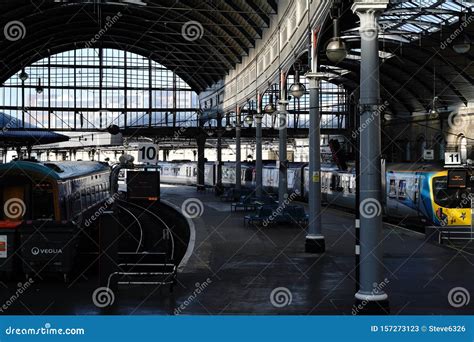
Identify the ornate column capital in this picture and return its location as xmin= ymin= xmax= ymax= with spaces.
xmin=352 ymin=0 xmax=389 ymax=39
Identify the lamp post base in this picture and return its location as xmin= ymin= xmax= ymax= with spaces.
xmin=352 ymin=293 xmax=390 ymax=315
xmin=305 ymin=235 xmax=325 ymax=253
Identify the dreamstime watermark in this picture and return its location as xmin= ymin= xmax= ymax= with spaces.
xmin=352 ymin=278 xmax=390 ymax=315
xmin=273 ymin=113 xmax=288 ymax=131
xmin=5 ymin=323 xmax=85 ymax=336
xmin=262 ymin=190 xmax=300 ymax=227
xmin=92 ymin=286 xmax=115 ymax=308
xmin=84 ymin=12 xmax=123 ymax=48
xmin=3 ymin=20 xmax=26 ymax=41
xmin=0 ymin=278 xmax=34 ymax=313
xmin=359 ymin=198 xmax=382 ymax=219
xmin=440 ymin=14 xmax=474 ymax=51
xmin=181 ymin=198 xmax=204 ymax=219
xmin=352 ymin=101 xmax=389 ymax=139
xmin=438 ymin=193 xmax=473 ymax=227
xmin=448 ymin=287 xmax=470 ymax=308
xmin=174 ymin=278 xmax=212 ymax=315
xmin=172 ymin=126 xmax=187 ymax=140
xmin=181 ymin=21 xmax=204 ymax=41
xmin=270 ymin=287 xmax=292 ymax=308
xmin=3 ymin=198 xmax=26 ymax=219
xmin=83 ymin=193 xmax=120 ymax=227
xmin=447 ymin=112 xmax=472 ymax=131
xmin=359 ymin=22 xmax=383 ymax=41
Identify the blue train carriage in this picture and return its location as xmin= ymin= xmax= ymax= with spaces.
xmin=0 ymin=160 xmax=111 ymax=280
xmin=385 ymin=163 xmax=472 ymax=240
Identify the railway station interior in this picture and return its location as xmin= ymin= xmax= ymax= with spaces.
xmin=0 ymin=0 xmax=473 ymax=316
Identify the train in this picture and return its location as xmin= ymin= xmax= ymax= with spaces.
xmin=0 ymin=160 xmax=111 ymax=278
xmin=156 ymin=160 xmax=473 ymax=230
xmin=0 ymin=160 xmax=111 ymax=225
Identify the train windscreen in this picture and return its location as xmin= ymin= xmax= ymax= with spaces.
xmin=433 ymin=176 xmax=471 ymax=209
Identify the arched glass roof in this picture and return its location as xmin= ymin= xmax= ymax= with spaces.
xmin=0 ymin=48 xmax=199 ymax=131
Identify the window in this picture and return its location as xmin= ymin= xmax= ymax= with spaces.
xmin=398 ymin=180 xmax=407 ymax=199
xmin=433 ymin=176 xmax=471 ymax=209
xmin=389 ymin=179 xmax=397 ymax=198
xmin=0 ymin=48 xmax=198 ymax=130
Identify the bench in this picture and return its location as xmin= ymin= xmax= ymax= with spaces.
xmin=244 ymin=204 xmax=279 ymax=227
xmin=231 ymin=195 xmax=259 ymax=212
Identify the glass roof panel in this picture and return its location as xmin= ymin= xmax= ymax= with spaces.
xmin=347 ymin=0 xmax=474 ymax=42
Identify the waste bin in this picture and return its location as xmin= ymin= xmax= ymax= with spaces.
xmin=0 ymin=221 xmax=21 ymax=278
xmin=19 ymin=221 xmax=80 ymax=281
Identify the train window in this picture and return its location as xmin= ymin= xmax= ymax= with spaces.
xmin=31 ymin=182 xmax=54 ymax=220
xmin=330 ymin=175 xmax=336 ymax=191
xmin=433 ymin=176 xmax=471 ymax=209
xmin=398 ymin=180 xmax=407 ymax=199
xmin=335 ymin=176 xmax=343 ymax=192
xmin=388 ymin=179 xmax=397 ymax=198
xmin=87 ymin=188 xmax=92 ymax=207
xmin=413 ymin=178 xmax=419 ymax=204
xmin=73 ymin=192 xmax=81 ymax=214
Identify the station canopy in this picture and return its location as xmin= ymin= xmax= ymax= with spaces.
xmin=0 ymin=0 xmax=277 ymax=93
xmin=321 ymin=0 xmax=474 ymax=115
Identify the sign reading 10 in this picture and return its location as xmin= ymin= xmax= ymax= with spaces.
xmin=138 ymin=143 xmax=159 ymax=164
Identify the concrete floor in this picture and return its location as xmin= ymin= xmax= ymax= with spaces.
xmin=1 ymin=184 xmax=473 ymax=315
xmin=162 ymin=185 xmax=474 ymax=315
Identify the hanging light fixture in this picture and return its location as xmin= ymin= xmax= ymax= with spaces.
xmin=264 ymin=86 xmax=277 ymax=114
xmin=429 ymin=63 xmax=439 ymax=118
xmin=289 ymin=64 xmax=306 ymax=99
xmin=36 ymin=78 xmax=44 ymax=94
xmin=453 ymin=34 xmax=471 ymax=54
xmin=225 ymin=112 xmax=233 ymax=131
xmin=244 ymin=115 xmax=253 ymax=126
xmin=453 ymin=13 xmax=471 ymax=54
xmin=19 ymin=70 xmax=28 ymax=82
xmin=430 ymin=97 xmax=439 ymax=117
xmin=326 ymin=5 xmax=347 ymax=63
xmin=244 ymin=100 xmax=254 ymax=126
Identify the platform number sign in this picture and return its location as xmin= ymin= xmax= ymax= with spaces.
xmin=138 ymin=143 xmax=159 ymax=164
xmin=445 ymin=152 xmax=461 ymax=165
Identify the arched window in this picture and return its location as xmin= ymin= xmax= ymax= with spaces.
xmin=459 ymin=135 xmax=468 ymax=162
xmin=0 ymin=48 xmax=199 ymax=130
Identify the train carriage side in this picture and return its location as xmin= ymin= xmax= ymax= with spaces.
xmin=0 ymin=161 xmax=111 ymax=225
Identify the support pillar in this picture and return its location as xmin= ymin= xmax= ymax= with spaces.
xmin=305 ymin=72 xmax=326 ymax=253
xmin=278 ymin=71 xmax=288 ymax=205
xmin=352 ymin=0 xmax=389 ymax=314
xmin=196 ymin=135 xmax=206 ymax=191
xmin=235 ymin=106 xmax=242 ymax=191
xmin=255 ymin=92 xmax=263 ymax=198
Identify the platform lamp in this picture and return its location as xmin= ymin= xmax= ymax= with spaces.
xmin=35 ymin=78 xmax=44 ymax=94
xmin=325 ymin=4 xmax=348 ymax=64
xmin=244 ymin=100 xmax=254 ymax=127
xmin=225 ymin=112 xmax=233 ymax=131
xmin=429 ymin=63 xmax=439 ymax=118
xmin=289 ymin=63 xmax=306 ymax=99
xmin=264 ymin=84 xmax=277 ymax=115
xmin=19 ymin=69 xmax=28 ymax=82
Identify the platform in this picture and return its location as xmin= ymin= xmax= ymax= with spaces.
xmin=1 ymin=184 xmax=473 ymax=315
xmin=160 ymin=185 xmax=474 ymax=315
